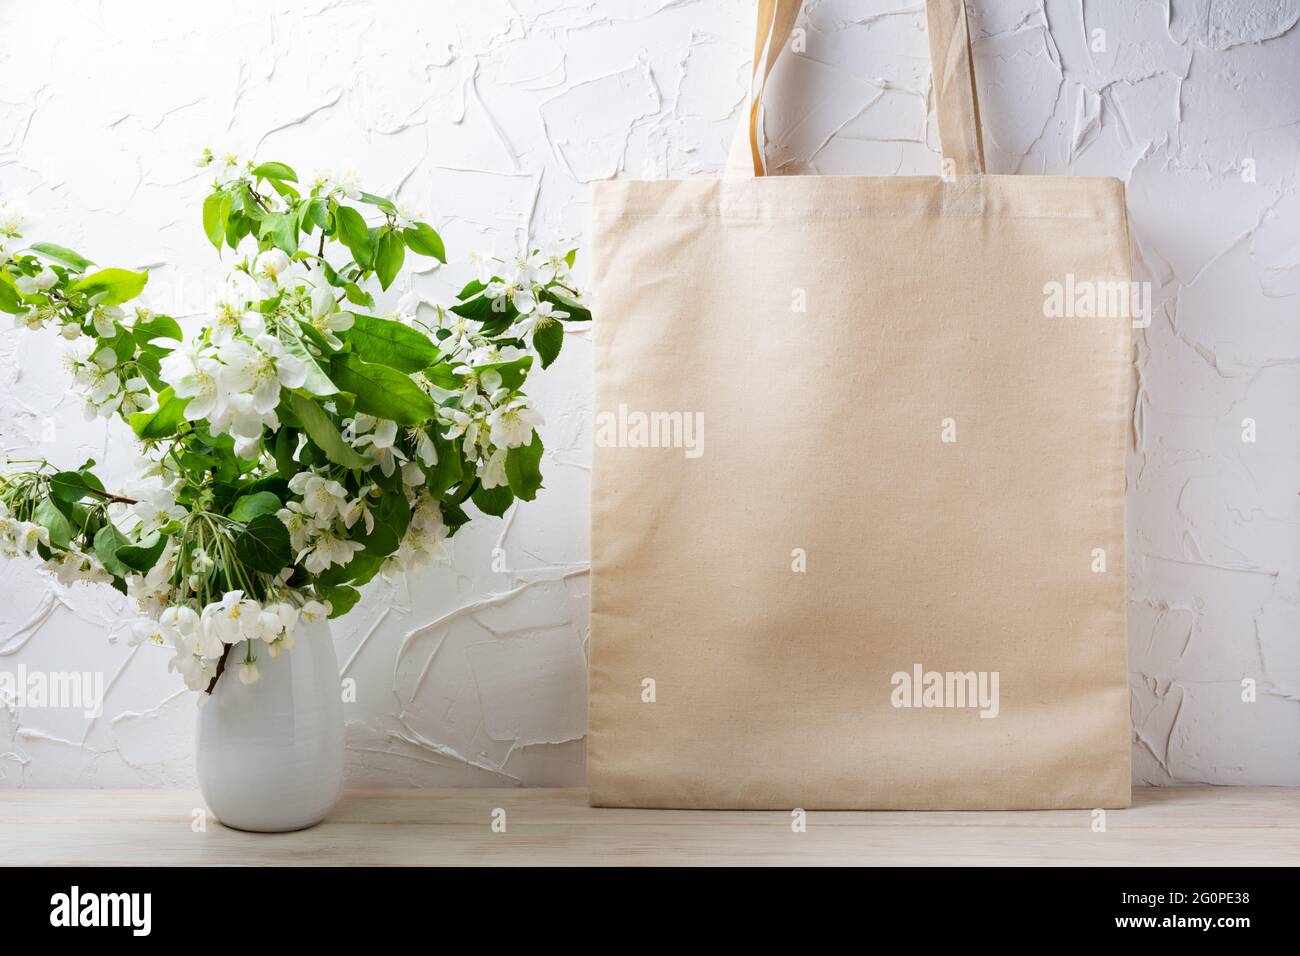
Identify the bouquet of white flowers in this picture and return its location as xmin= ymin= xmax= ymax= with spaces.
xmin=0 ymin=152 xmax=587 ymax=691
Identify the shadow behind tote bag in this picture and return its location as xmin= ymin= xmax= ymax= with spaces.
xmin=587 ymin=0 xmax=1133 ymax=810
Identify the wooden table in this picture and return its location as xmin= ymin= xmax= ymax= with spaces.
xmin=1 ymin=786 xmax=1296 ymax=866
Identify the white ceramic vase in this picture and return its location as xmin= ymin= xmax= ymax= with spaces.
xmin=195 ymin=618 xmax=344 ymax=832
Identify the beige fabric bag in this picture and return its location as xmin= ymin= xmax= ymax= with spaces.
xmin=588 ymin=0 xmax=1132 ymax=810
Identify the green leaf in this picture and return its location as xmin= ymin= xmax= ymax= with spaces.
xmin=378 ymin=489 xmax=412 ymax=548
xmin=343 ymin=314 xmax=439 ymax=373
xmin=315 ymin=551 xmax=382 ymax=589
xmin=504 ymin=431 xmax=544 ymax=502
xmin=425 ymin=361 xmax=463 ymax=393
xmin=76 ymin=465 xmax=105 ymax=492
xmin=471 ymin=483 xmax=514 ymax=517
xmin=116 ymin=533 xmax=168 ymax=573
xmin=294 ymin=317 xmax=338 ymax=356
xmin=425 ymin=428 xmax=464 ymax=497
xmin=251 ymin=161 xmax=298 ymax=183
xmin=72 ymin=268 xmax=148 ymax=306
xmin=234 ymin=513 xmax=292 ymax=574
xmin=272 ymin=427 xmax=299 ymax=477
xmin=473 ymin=354 xmax=533 ymax=392
xmin=93 ymin=524 xmax=132 ymax=579
xmin=30 ymin=243 xmax=93 ymax=272
xmin=33 ymin=497 xmax=72 ymax=549
xmin=225 ymin=210 xmax=251 ymax=248
xmin=286 ymin=392 xmax=368 ymax=470
xmin=330 ymin=354 xmax=437 ymax=425
xmin=342 ymin=282 xmax=374 ymax=308
xmin=229 ymin=491 xmax=281 ymax=522
xmin=402 ymin=222 xmax=445 ymax=262
xmin=202 ymin=191 xmax=232 ymax=251
xmin=334 ymin=205 xmax=373 ymax=269
xmin=533 ymin=318 xmax=563 ymax=369
xmin=441 ymin=500 xmax=471 ymax=532
xmin=48 ymin=495 xmax=94 ymax=541
xmin=135 ymin=349 xmax=166 ymax=391
xmin=48 ymin=471 xmax=92 ymax=503
xmin=132 ymin=314 xmax=184 ymax=344
xmin=0 ymin=272 xmax=21 ymax=314
xmin=304 ymin=199 xmax=330 ymax=231
xmin=130 ymin=387 xmax=188 ymax=440
xmin=244 ymin=475 xmax=290 ymax=499
xmin=280 ymin=330 xmax=337 ymax=396
xmin=449 ymin=280 xmax=495 ymax=321
xmin=375 ymin=229 xmax=405 ymax=290
xmin=260 ymin=211 xmax=298 ymax=256
xmin=321 ymin=585 xmax=361 ymax=618
xmin=358 ymin=191 xmax=397 ymax=214
xmin=106 ymin=325 xmax=137 ymax=364
xmin=446 ymin=276 xmax=516 ymax=336
xmin=268 ymin=178 xmax=300 ymax=202
xmin=356 ymin=511 xmax=404 ymax=558
xmin=540 ymin=286 xmax=590 ymax=322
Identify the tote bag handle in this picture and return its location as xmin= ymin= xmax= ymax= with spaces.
xmin=725 ymin=0 xmax=986 ymax=178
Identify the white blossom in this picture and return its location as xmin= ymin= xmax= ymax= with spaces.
xmin=347 ymin=416 xmax=406 ymax=477
xmin=300 ymin=284 xmax=354 ymax=348
xmin=160 ymin=346 xmax=221 ymax=418
xmin=384 ymin=494 xmax=450 ymax=573
xmin=219 ymin=335 xmax=307 ymax=412
xmin=130 ymin=618 xmax=171 ymax=647
xmin=309 ymin=166 xmax=361 ymax=201
xmin=254 ymin=602 xmax=298 ymax=643
xmin=485 ymin=265 xmax=537 ymax=315
xmin=513 ymin=298 xmax=568 ymax=338
xmin=287 ymin=472 xmax=349 ymax=523
xmin=476 ymin=447 xmax=508 ymax=489
xmin=15 ymin=267 xmax=57 ymax=295
xmin=210 ymin=390 xmax=278 ymax=443
xmin=132 ymin=488 xmax=185 ymax=536
xmin=15 ymin=521 xmax=49 ymax=554
xmin=339 ymin=484 xmax=378 ymax=534
xmin=212 ymin=150 xmax=251 ymax=186
xmin=203 ymin=590 xmax=260 ymax=645
xmin=299 ymin=528 xmax=364 ymax=574
xmin=254 ymin=249 xmax=292 ymax=285
xmin=390 ymin=290 xmax=423 ymax=324
xmin=41 ymin=547 xmax=111 ymax=586
xmin=487 ymin=397 xmax=543 ymax=449
xmin=299 ymin=599 xmax=331 ymax=624
xmin=466 ymin=342 xmax=526 ymax=367
xmin=91 ymin=304 xmax=124 ymax=338
xmin=0 ymin=199 xmax=27 ymax=237
xmin=277 ymin=501 xmax=319 ymax=552
xmin=15 ymin=306 xmax=48 ymax=330
xmin=531 ymin=242 xmax=572 ymax=283
xmin=209 ymin=281 xmax=256 ymax=343
xmin=413 ymin=429 xmax=437 ymax=467
xmin=169 ymin=633 xmax=216 ymax=691
xmin=238 ymin=657 xmax=260 ymax=685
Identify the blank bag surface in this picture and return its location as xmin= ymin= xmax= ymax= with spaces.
xmin=587 ymin=0 xmax=1132 ymax=810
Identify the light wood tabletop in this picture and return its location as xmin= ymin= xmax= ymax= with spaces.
xmin=1 ymin=786 xmax=1296 ymax=866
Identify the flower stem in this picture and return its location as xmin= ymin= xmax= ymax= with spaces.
xmin=83 ymin=487 xmax=139 ymax=506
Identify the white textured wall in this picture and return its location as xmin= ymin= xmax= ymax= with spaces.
xmin=1 ymin=0 xmax=1297 ymax=788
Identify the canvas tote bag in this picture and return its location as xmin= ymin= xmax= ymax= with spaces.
xmin=588 ymin=0 xmax=1132 ymax=810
